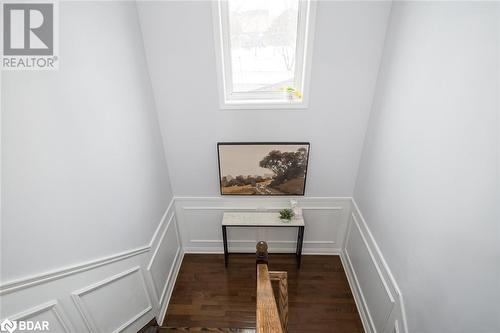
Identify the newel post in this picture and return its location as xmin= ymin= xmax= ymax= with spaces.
xmin=256 ymin=241 xmax=269 ymax=265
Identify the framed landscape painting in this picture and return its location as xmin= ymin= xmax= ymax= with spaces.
xmin=217 ymin=142 xmax=310 ymax=195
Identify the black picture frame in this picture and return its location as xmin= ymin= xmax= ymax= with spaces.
xmin=217 ymin=142 xmax=310 ymax=196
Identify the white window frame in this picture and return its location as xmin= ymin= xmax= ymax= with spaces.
xmin=212 ymin=0 xmax=316 ymax=110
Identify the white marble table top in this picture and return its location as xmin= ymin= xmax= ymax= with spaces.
xmin=222 ymin=212 xmax=305 ymax=227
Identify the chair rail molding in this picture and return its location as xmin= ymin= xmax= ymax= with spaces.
xmin=0 ymin=246 xmax=151 ymax=296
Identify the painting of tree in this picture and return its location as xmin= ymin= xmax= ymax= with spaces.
xmin=259 ymin=148 xmax=308 ymax=186
xmin=218 ymin=143 xmax=310 ymax=195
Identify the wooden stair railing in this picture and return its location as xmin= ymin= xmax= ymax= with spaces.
xmin=256 ymin=241 xmax=288 ymax=333
xmin=268 ymin=271 xmax=288 ymax=333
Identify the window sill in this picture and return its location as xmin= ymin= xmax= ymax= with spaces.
xmin=220 ymin=99 xmax=308 ymax=110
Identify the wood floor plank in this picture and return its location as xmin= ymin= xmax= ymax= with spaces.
xmin=163 ymin=254 xmax=364 ymax=333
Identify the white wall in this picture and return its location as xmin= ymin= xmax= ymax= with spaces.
xmin=354 ymin=2 xmax=500 ymax=332
xmin=1 ymin=2 xmax=183 ymax=331
xmin=1 ymin=1 xmax=172 ymax=285
xmin=137 ymin=0 xmax=391 ymax=197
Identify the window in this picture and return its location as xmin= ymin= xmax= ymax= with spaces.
xmin=213 ymin=0 xmax=316 ymax=109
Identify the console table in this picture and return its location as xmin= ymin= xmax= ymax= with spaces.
xmin=221 ymin=212 xmax=305 ymax=268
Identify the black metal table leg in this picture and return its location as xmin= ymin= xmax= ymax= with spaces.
xmin=296 ymin=226 xmax=305 ymax=268
xmin=222 ymin=226 xmax=229 ymax=267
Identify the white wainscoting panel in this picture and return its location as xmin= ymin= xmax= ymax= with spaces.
xmin=175 ymin=196 xmax=350 ymax=254
xmin=9 ymin=300 xmax=74 ymax=332
xmin=155 ymin=250 xmax=183 ymax=326
xmin=1 ymin=196 xmax=407 ymax=333
xmin=148 ymin=215 xmax=180 ymax=304
xmin=0 ymin=199 xmax=179 ymax=333
xmin=341 ymin=199 xmax=409 ymax=333
xmin=146 ymin=213 xmax=183 ymax=324
xmin=344 ymin=219 xmax=394 ymax=332
xmin=71 ymin=266 xmax=152 ymax=333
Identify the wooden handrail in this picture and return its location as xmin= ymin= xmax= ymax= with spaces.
xmin=257 ymin=264 xmax=283 ymax=333
xmin=256 ymin=241 xmax=287 ymax=333
xmin=269 ymin=271 xmax=288 ymax=333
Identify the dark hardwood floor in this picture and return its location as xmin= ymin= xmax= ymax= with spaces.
xmin=163 ymin=254 xmax=364 ymax=333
